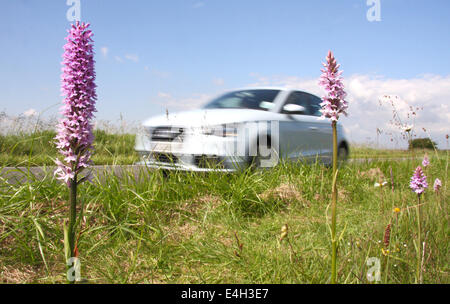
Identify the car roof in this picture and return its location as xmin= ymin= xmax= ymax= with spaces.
xmin=229 ymin=86 xmax=323 ymax=95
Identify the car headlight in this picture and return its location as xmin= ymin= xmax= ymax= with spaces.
xmin=200 ymin=124 xmax=238 ymax=137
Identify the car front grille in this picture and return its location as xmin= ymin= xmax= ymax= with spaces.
xmin=151 ymin=126 xmax=184 ymax=142
xmin=194 ymin=155 xmax=225 ymax=169
xmin=153 ymin=152 xmax=178 ymax=164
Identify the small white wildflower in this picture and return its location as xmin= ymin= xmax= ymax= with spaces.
xmin=374 ymin=181 xmax=388 ymax=188
xmin=403 ymin=124 xmax=413 ymax=133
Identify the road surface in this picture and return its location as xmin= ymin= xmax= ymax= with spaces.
xmin=0 ymin=158 xmax=416 ymax=185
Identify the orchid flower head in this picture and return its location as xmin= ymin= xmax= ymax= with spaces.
xmin=54 ymin=22 xmax=97 ymax=185
xmin=409 ymin=166 xmax=428 ymax=195
xmin=318 ymin=50 xmax=348 ymax=122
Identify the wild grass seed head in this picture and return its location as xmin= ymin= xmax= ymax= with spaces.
xmin=433 ymin=178 xmax=442 ymax=193
xmin=383 ymin=224 xmax=391 ymax=248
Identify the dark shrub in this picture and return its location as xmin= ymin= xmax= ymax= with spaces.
xmin=408 ymin=138 xmax=438 ymax=150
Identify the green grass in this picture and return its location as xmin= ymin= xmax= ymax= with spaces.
xmin=0 ymin=130 xmax=139 ymax=166
xmin=349 ymin=144 xmax=447 ymax=159
xmin=0 ymin=150 xmax=448 ymax=283
xmin=1 ymin=131 xmax=445 ymax=167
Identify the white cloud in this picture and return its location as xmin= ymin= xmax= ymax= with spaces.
xmin=248 ymin=73 xmax=450 ymax=149
xmin=157 ymin=92 xmax=172 ymax=98
xmin=23 ymin=109 xmax=38 ymax=117
xmin=193 ymin=2 xmax=205 ymax=8
xmin=154 ymin=93 xmax=212 ymax=112
xmin=150 ymin=68 xmax=170 ymax=78
xmin=100 ymin=47 xmax=109 ymax=58
xmin=143 ymin=66 xmax=171 ymax=78
xmin=114 ymin=54 xmax=140 ymax=63
xmin=213 ymin=78 xmax=225 ymax=86
xmin=248 ymin=73 xmax=321 ymax=94
xmin=125 ymin=54 xmax=139 ymax=63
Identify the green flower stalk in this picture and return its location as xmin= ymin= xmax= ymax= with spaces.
xmin=318 ymin=51 xmax=348 ymax=284
xmin=410 ymin=166 xmax=428 ymax=283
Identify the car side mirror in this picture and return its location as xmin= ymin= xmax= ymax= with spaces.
xmin=282 ymin=104 xmax=307 ymax=115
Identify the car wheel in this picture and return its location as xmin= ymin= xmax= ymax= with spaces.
xmin=337 ymin=144 xmax=349 ymax=163
xmin=161 ymin=169 xmax=170 ymax=179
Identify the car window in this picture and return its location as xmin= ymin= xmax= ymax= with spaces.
xmin=203 ymin=90 xmax=280 ymax=111
xmin=308 ymin=94 xmax=323 ymax=117
xmin=282 ymin=91 xmax=312 ymax=115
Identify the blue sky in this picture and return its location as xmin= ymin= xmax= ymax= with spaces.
xmin=1 ymin=0 xmax=449 ymax=146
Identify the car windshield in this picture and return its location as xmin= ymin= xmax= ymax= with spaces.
xmin=203 ymin=89 xmax=280 ymax=111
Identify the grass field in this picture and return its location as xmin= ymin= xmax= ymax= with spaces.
xmin=0 ymin=130 xmax=447 ymax=167
xmin=0 ymin=130 xmax=139 ymax=167
xmin=0 ymin=131 xmax=448 ymax=283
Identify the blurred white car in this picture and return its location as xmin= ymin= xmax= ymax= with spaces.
xmin=135 ymin=88 xmax=349 ymax=171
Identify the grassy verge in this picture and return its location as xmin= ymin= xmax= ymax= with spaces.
xmin=0 ymin=155 xmax=448 ymax=283
xmin=350 ymin=145 xmax=447 ymax=159
xmin=0 ymin=130 xmax=139 ymax=166
xmin=1 ymin=131 xmax=445 ymax=167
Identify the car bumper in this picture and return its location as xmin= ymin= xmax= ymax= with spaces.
xmin=135 ymin=159 xmax=236 ymax=172
xmin=135 ymin=132 xmax=248 ymax=172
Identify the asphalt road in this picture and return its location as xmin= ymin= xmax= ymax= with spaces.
xmin=0 ymin=158 xmax=414 ymax=185
xmin=0 ymin=165 xmax=146 ymax=185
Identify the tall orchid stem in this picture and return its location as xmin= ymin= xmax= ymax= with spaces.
xmin=68 ymin=176 xmax=77 ymax=283
xmin=331 ymin=121 xmax=338 ymax=284
xmin=416 ymin=194 xmax=421 ymax=284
